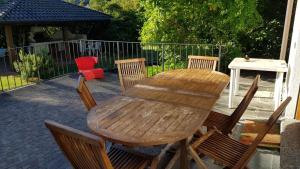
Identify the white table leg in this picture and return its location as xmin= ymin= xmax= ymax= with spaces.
xmin=229 ymin=69 xmax=236 ymax=108
xmin=274 ymin=72 xmax=284 ymax=110
xmin=234 ymin=69 xmax=240 ymax=96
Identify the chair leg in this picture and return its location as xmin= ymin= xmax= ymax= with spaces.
xmin=188 ymin=146 xmax=208 ymax=169
xmin=150 ymin=157 xmax=159 ymax=169
xmin=165 ymin=150 xmax=180 ymax=169
xmin=150 ymin=144 xmax=174 ymax=169
xmin=223 ymin=166 xmax=249 ymax=169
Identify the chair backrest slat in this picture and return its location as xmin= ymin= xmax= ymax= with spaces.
xmin=76 ymin=76 xmax=97 ymax=111
xmin=45 ymin=120 xmax=114 ymax=169
xmin=233 ymin=97 xmax=292 ymax=169
xmin=188 ymin=56 xmax=219 ymax=70
xmin=115 ymin=58 xmax=147 ymax=93
xmin=224 ymin=75 xmax=260 ymax=134
xmin=75 ymin=56 xmax=98 ymax=71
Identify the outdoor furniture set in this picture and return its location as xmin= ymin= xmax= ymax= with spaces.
xmin=47 ymin=56 xmax=291 ymax=169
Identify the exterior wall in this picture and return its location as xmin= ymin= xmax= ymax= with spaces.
xmin=286 ymin=0 xmax=300 ymax=119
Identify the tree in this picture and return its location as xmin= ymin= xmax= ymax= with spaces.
xmin=79 ymin=0 xmax=85 ymax=6
xmin=89 ymin=0 xmax=144 ymax=41
xmin=139 ymin=0 xmax=263 ymax=71
xmin=64 ymin=0 xmax=76 ymax=4
xmin=140 ymin=0 xmax=262 ymax=44
xmin=240 ymin=0 xmax=287 ymax=58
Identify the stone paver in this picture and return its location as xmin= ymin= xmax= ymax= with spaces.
xmin=281 ymin=119 xmax=300 ymax=169
xmin=0 ymin=73 xmax=281 ymax=169
xmin=0 ymin=74 xmax=119 ymax=169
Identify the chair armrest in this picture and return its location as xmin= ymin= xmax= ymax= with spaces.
xmin=191 ymin=128 xmax=218 ymax=149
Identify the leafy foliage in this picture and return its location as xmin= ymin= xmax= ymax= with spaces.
xmin=139 ymin=0 xmax=264 ymax=71
xmin=13 ymin=49 xmax=55 ymax=80
xmin=240 ymin=0 xmax=287 ymax=58
xmin=89 ymin=0 xmax=144 ymax=41
xmin=64 ymin=0 xmax=76 ymax=4
xmin=140 ymin=0 xmax=262 ymax=44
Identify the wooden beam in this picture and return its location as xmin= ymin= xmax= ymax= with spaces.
xmin=280 ymin=0 xmax=294 ymax=60
xmin=62 ymin=27 xmax=71 ymax=58
xmin=4 ymin=25 xmax=15 ymax=65
xmin=62 ymin=27 xmax=68 ymax=41
xmin=239 ymin=120 xmax=281 ymax=149
xmin=296 ymin=86 xmax=300 ymax=120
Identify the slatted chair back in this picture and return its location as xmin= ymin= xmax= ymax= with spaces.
xmin=233 ymin=97 xmax=291 ymax=169
xmin=224 ymin=75 xmax=260 ymax=135
xmin=188 ymin=55 xmax=219 ymax=70
xmin=76 ymin=75 xmax=97 ymax=111
xmin=115 ymin=58 xmax=147 ymax=93
xmin=45 ymin=120 xmax=114 ymax=169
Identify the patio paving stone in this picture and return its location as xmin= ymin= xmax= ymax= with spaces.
xmin=0 ymin=73 xmax=281 ymax=168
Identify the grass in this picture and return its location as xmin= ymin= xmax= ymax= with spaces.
xmin=0 ymin=75 xmax=34 ymax=91
xmin=146 ymin=63 xmax=186 ymax=77
xmin=147 ymin=65 xmax=163 ymax=77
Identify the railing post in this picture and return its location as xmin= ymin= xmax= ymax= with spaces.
xmin=218 ymin=43 xmax=222 ymax=72
xmin=162 ymin=44 xmax=165 ymax=72
xmin=117 ymin=41 xmax=120 ymax=60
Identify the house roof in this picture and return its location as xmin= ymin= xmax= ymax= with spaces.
xmin=0 ymin=0 xmax=111 ymax=25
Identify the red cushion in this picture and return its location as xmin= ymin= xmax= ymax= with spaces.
xmin=80 ymin=68 xmax=104 ymax=80
xmin=75 ymin=56 xmax=98 ymax=71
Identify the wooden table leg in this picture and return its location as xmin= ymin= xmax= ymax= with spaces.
xmin=234 ymin=69 xmax=240 ymax=96
xmin=229 ymin=69 xmax=236 ymax=108
xmin=180 ymin=139 xmax=189 ymax=169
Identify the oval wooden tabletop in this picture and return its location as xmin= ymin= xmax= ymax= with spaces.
xmin=88 ymin=69 xmax=230 ymax=147
xmin=87 ymin=96 xmax=211 ymax=147
xmin=125 ymin=69 xmax=230 ymax=110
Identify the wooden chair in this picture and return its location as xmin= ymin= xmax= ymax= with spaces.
xmin=45 ymin=120 xmax=159 ymax=169
xmin=76 ymin=75 xmax=96 ymax=111
xmin=203 ymin=75 xmax=260 ymax=135
xmin=189 ymin=97 xmax=291 ymax=169
xmin=188 ymin=56 xmax=219 ymax=70
xmin=115 ymin=58 xmax=147 ymax=93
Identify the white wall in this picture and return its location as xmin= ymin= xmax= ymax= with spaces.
xmin=286 ymin=0 xmax=300 ymax=119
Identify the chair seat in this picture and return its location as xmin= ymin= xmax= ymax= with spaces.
xmin=80 ymin=68 xmax=104 ymax=80
xmin=195 ymin=132 xmax=249 ymax=167
xmin=203 ymin=111 xmax=232 ymax=132
xmin=108 ymin=147 xmax=152 ymax=169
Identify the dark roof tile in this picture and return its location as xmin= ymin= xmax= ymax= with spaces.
xmin=0 ymin=0 xmax=111 ymax=24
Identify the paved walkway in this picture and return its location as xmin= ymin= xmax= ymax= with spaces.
xmin=0 ymin=73 xmax=279 ymax=169
xmin=0 ymin=74 xmax=120 ymax=169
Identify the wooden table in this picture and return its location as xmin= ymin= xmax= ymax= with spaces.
xmin=228 ymin=58 xmax=288 ymax=109
xmin=125 ymin=69 xmax=230 ymax=109
xmin=87 ymin=69 xmax=229 ymax=169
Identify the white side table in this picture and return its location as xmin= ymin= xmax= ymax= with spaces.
xmin=228 ymin=58 xmax=288 ymax=109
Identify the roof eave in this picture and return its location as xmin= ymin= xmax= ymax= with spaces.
xmin=0 ymin=19 xmax=111 ymax=26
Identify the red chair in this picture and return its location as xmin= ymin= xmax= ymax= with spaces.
xmin=75 ymin=56 xmax=104 ymax=80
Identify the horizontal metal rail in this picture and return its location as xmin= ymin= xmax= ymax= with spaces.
xmin=0 ymin=40 xmax=228 ymax=92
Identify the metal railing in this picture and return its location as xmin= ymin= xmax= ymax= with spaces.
xmin=0 ymin=40 xmax=228 ymax=92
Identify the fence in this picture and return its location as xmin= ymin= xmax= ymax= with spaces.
xmin=0 ymin=40 xmax=228 ymax=92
